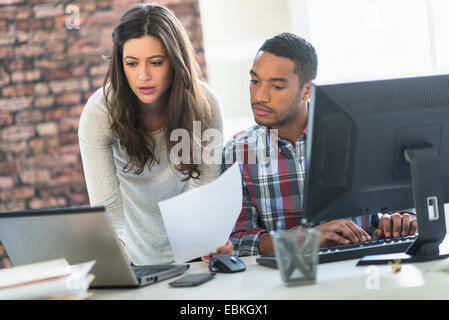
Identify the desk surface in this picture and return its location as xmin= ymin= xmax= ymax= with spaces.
xmin=92 ymin=254 xmax=449 ymax=300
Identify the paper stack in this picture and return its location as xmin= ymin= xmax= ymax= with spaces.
xmin=0 ymin=259 xmax=96 ymax=300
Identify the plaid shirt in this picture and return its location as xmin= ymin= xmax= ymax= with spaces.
xmin=223 ymin=125 xmax=378 ymax=256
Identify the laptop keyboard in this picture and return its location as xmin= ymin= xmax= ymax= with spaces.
xmin=133 ymin=265 xmax=177 ymax=278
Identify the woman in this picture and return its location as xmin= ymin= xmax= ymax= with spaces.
xmin=78 ymin=3 xmax=232 ymax=265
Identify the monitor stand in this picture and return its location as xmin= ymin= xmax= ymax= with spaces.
xmin=358 ymin=145 xmax=449 ymax=266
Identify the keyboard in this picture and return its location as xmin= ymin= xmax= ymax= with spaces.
xmin=318 ymin=234 xmax=417 ymax=263
xmin=256 ymin=234 xmax=418 ymax=268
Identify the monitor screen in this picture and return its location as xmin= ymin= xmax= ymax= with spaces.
xmin=303 ymin=74 xmax=449 ymax=260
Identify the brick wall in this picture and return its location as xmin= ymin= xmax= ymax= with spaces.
xmin=0 ymin=0 xmax=206 ymax=268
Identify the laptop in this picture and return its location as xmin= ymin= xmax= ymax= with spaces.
xmin=0 ymin=206 xmax=189 ymax=288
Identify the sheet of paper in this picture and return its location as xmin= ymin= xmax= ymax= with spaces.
xmin=0 ymin=259 xmax=96 ymax=300
xmin=0 ymin=259 xmax=71 ymax=289
xmin=159 ymin=163 xmax=243 ymax=263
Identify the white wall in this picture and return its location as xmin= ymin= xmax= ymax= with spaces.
xmin=198 ymin=0 xmax=310 ymax=141
xmin=199 ymin=0 xmax=449 ymax=141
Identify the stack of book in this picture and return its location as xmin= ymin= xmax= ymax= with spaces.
xmin=0 ymin=258 xmax=95 ymax=300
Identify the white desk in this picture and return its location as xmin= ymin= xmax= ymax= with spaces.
xmin=91 ymin=254 xmax=449 ymax=300
xmin=90 ymin=206 xmax=449 ymax=300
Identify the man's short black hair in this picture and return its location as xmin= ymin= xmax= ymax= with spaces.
xmin=259 ymin=32 xmax=317 ymax=87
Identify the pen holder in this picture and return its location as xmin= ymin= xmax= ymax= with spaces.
xmin=271 ymin=227 xmax=320 ymax=286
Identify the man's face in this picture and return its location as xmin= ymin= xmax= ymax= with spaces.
xmin=249 ymin=51 xmax=309 ymax=128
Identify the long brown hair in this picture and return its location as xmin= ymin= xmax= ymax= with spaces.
xmin=103 ymin=3 xmax=211 ymax=180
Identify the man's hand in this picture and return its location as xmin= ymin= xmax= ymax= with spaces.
xmin=374 ymin=212 xmax=417 ymax=239
xmin=313 ymin=219 xmax=371 ymax=247
xmin=201 ymin=240 xmax=234 ymax=263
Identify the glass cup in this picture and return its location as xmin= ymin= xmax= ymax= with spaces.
xmin=271 ymin=227 xmax=320 ymax=286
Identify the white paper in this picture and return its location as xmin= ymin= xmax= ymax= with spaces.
xmin=159 ymin=163 xmax=243 ymax=262
xmin=0 ymin=259 xmax=96 ymax=300
xmin=0 ymin=259 xmax=71 ymax=289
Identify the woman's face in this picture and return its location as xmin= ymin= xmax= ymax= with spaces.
xmin=122 ymin=35 xmax=173 ymax=110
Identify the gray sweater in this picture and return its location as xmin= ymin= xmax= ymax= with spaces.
xmin=78 ymin=82 xmax=223 ymax=265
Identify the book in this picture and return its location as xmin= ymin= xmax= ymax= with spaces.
xmin=0 ymin=258 xmax=95 ymax=300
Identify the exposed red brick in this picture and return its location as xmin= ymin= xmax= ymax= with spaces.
xmin=0 ymin=176 xmax=15 ymax=190
xmin=86 ymin=10 xmax=121 ymax=25
xmin=0 ymin=125 xmax=35 ymax=142
xmin=27 ymin=0 xmax=62 ymax=3
xmin=70 ymin=193 xmax=90 ymax=205
xmin=29 ymin=197 xmax=67 ymax=209
xmin=29 ymin=136 xmax=59 ymax=154
xmin=33 ymin=3 xmax=64 ymax=18
xmin=59 ymin=132 xmax=78 ymax=145
xmin=45 ymin=107 xmax=70 ymax=121
xmin=58 ymin=144 xmax=80 ymax=154
xmin=0 ymin=97 xmax=32 ymax=112
xmin=0 ymin=200 xmax=26 ymax=212
xmin=0 ymin=162 xmax=18 ymax=175
xmin=39 ymin=184 xmax=70 ymax=198
xmin=0 ymin=0 xmax=205 ymax=213
xmin=34 ymin=96 xmax=55 ymax=108
xmin=19 ymin=169 xmax=51 ymax=184
xmin=14 ymin=18 xmax=44 ymax=31
xmin=89 ymin=64 xmax=108 ymax=76
xmin=3 ymin=58 xmax=33 ymax=72
xmin=69 ymin=104 xmax=84 ymax=117
xmin=0 ymin=140 xmax=28 ymax=154
xmin=0 ymin=46 xmax=13 ymax=59
xmin=33 ymin=83 xmax=50 ymax=96
xmin=96 ymin=0 xmax=113 ymax=9
xmin=55 ymin=93 xmax=81 ymax=105
xmin=0 ymin=186 xmax=35 ymax=201
xmin=0 ymin=0 xmax=24 ymax=5
xmin=58 ymin=117 xmax=80 ymax=133
xmin=49 ymin=78 xmax=90 ymax=94
xmin=0 ymin=6 xmax=31 ymax=20
xmin=0 ymin=113 xmax=13 ymax=126
xmin=15 ymin=109 xmax=43 ymax=124
xmin=36 ymin=122 xmax=58 ymax=136
xmin=91 ymin=76 xmax=104 ymax=89
xmin=20 ymin=153 xmax=78 ymax=170
xmin=11 ymin=70 xmax=41 ymax=83
xmin=1 ymin=84 xmax=35 ymax=98
xmin=45 ymin=70 xmax=76 ymax=80
xmin=111 ymin=0 xmax=137 ymax=9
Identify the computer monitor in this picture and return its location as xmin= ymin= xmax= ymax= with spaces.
xmin=303 ymin=73 xmax=449 ymax=264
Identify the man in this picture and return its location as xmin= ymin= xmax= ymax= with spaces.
xmin=223 ymin=33 xmax=417 ymax=256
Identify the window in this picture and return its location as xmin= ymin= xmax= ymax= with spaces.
xmin=432 ymin=0 xmax=449 ymax=70
xmin=306 ymin=0 xmax=448 ymax=82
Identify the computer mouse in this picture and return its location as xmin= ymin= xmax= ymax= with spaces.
xmin=208 ymin=254 xmax=246 ymax=273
